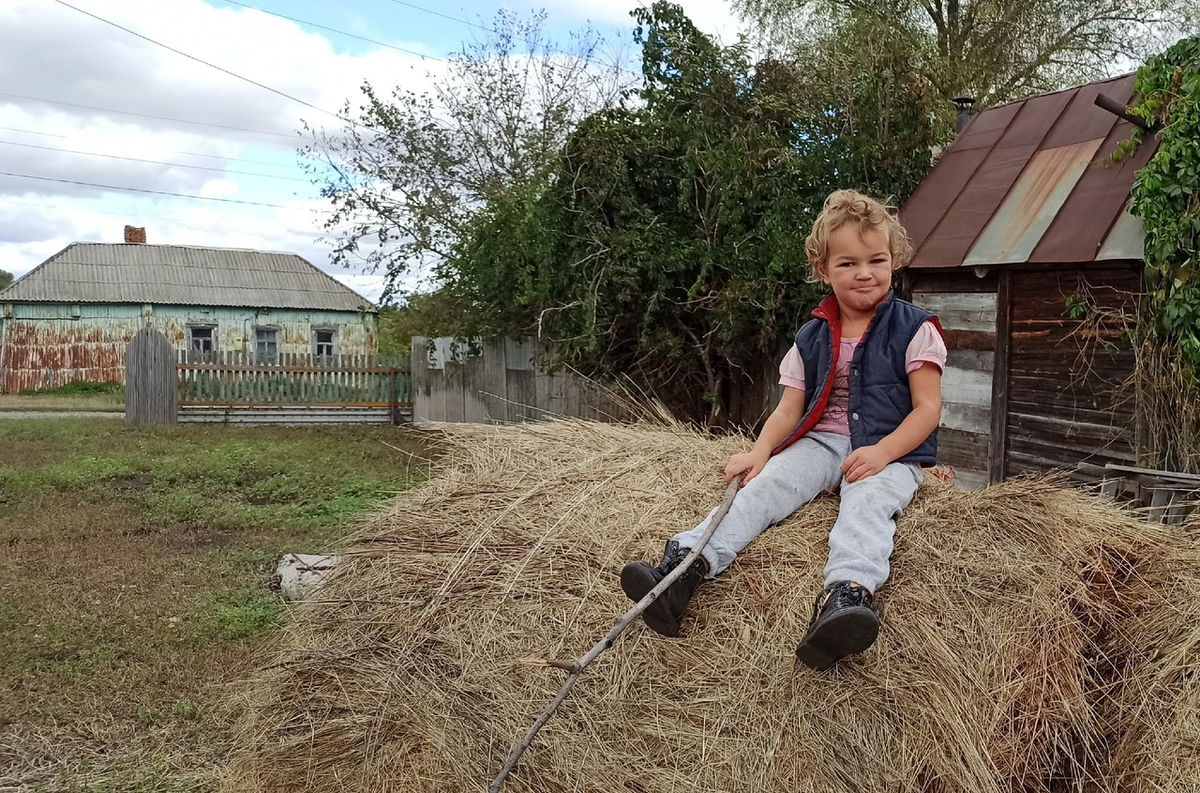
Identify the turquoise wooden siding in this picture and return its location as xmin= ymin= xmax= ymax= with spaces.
xmin=0 ymin=302 xmax=377 ymax=392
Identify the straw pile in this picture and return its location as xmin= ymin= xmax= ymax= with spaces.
xmin=226 ymin=420 xmax=1200 ymax=793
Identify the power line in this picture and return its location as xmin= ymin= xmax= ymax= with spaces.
xmin=0 ymin=171 xmax=291 ymax=208
xmin=0 ymin=92 xmax=298 ymax=139
xmin=0 ymin=140 xmax=312 ymax=182
xmin=221 ymin=0 xmax=445 ymax=60
xmin=380 ymin=0 xmax=497 ymax=35
xmin=229 ymin=0 xmax=638 ymax=82
xmin=166 ymin=148 xmax=302 ymax=169
xmin=50 ymin=0 xmax=347 ymax=124
xmin=0 ymin=125 xmax=66 ymax=139
xmin=0 ymin=197 xmax=327 ymax=236
xmin=0 ymin=113 xmax=310 ymax=169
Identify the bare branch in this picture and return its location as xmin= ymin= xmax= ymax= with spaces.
xmin=489 ymin=475 xmax=743 ymax=793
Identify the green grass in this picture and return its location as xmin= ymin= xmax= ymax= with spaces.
xmin=19 ymin=381 xmax=124 ymax=396
xmin=0 ymin=418 xmax=432 ymax=791
xmin=185 ymin=587 xmax=287 ymax=644
xmin=0 ymin=421 xmax=421 ymax=538
xmin=0 ymin=390 xmax=125 ymax=412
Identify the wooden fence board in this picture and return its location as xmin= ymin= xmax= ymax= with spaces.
xmin=506 ymin=339 xmax=537 ymax=423
xmin=174 ymin=350 xmax=411 ymax=424
xmin=480 ymin=338 xmax=508 ymax=423
xmin=462 ymin=352 xmax=489 ymax=423
xmin=126 ymin=327 xmax=177 ymax=425
xmin=413 ymin=336 xmax=639 ymax=424
xmin=507 ymin=367 xmax=537 ymax=423
xmin=443 ymin=360 xmax=466 ymax=422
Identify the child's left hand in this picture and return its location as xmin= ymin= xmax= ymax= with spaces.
xmin=841 ymin=444 xmax=891 ymax=483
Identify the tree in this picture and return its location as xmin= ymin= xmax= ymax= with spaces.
xmin=439 ymin=3 xmax=945 ymax=428
xmin=303 ymin=11 xmax=630 ymax=301
xmin=738 ymin=0 xmax=1198 ymax=105
xmin=376 ymin=291 xmax=473 ymax=357
xmin=0 ymin=269 xmax=12 ymax=292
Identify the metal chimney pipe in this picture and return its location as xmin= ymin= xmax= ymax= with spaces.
xmin=952 ymin=97 xmax=976 ymax=134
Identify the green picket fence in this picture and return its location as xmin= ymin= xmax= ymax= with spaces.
xmin=177 ymin=351 xmax=412 ymax=407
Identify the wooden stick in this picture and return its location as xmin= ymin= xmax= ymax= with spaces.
xmin=489 ymin=474 xmax=743 ymax=793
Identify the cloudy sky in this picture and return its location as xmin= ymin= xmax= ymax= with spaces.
xmin=0 ymin=0 xmax=742 ymax=304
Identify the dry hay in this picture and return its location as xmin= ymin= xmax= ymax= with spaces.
xmin=226 ymin=420 xmax=1200 ymax=793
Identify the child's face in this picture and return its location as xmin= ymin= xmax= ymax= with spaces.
xmin=820 ymin=223 xmax=893 ymax=317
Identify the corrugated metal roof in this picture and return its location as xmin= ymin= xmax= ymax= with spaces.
xmin=0 ymin=243 xmax=376 ymax=312
xmin=902 ymin=74 xmax=1157 ymax=269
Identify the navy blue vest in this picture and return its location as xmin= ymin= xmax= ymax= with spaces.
xmin=773 ymin=291 xmax=940 ymax=465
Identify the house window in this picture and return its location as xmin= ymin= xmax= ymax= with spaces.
xmin=255 ymin=327 xmax=279 ymax=363
xmin=314 ymin=329 xmax=337 ymax=359
xmin=187 ymin=325 xmax=216 ymax=356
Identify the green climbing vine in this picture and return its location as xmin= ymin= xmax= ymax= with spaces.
xmin=1117 ymin=35 xmax=1200 ymax=470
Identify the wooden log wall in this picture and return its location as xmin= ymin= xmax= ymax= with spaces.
xmin=1004 ymin=263 xmax=1142 ymax=478
xmin=913 ymin=284 xmax=997 ymax=491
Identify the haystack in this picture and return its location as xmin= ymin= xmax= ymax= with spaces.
xmin=227 ymin=420 xmax=1200 ymax=793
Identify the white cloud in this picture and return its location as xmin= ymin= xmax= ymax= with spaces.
xmin=541 ymin=0 xmax=746 ymax=42
xmin=0 ymin=0 xmax=447 ymax=294
xmin=0 ymin=0 xmax=744 ymax=301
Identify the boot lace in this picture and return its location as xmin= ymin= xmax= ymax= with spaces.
xmin=816 ymin=581 xmax=876 ymax=618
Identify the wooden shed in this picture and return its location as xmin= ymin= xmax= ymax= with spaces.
xmin=900 ymin=74 xmax=1155 ymax=490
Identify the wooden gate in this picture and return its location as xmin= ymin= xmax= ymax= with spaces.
xmin=125 ymin=327 xmax=177 ymax=425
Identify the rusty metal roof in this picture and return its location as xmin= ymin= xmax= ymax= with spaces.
xmin=0 ymin=243 xmax=376 ymax=312
xmin=902 ymin=74 xmax=1158 ymax=269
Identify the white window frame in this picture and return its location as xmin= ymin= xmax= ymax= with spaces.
xmin=313 ymin=327 xmax=338 ymax=360
xmin=187 ymin=324 xmax=217 ymax=357
xmin=255 ymin=326 xmax=279 ymax=363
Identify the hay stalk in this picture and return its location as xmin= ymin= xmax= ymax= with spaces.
xmin=489 ymin=474 xmax=743 ymax=793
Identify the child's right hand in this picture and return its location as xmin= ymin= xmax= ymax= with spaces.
xmin=724 ymin=450 xmax=769 ymax=485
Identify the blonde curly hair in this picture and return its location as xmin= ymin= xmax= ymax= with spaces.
xmin=805 ymin=189 xmax=913 ymax=283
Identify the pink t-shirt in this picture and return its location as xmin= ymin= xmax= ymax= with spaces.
xmin=778 ymin=320 xmax=947 ymax=436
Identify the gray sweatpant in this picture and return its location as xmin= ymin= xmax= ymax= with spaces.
xmin=672 ymin=432 xmax=923 ymax=593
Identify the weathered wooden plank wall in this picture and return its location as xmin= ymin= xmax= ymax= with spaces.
xmin=412 ymin=337 xmax=634 ymax=424
xmin=1004 ymin=263 xmax=1141 ymax=478
xmin=126 ymin=327 xmax=177 ymax=425
xmin=914 ymin=287 xmax=997 ymax=491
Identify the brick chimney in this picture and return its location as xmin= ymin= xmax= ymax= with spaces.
xmin=124 ymin=225 xmax=147 ymax=244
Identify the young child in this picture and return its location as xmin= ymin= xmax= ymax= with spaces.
xmin=620 ymin=189 xmax=946 ymax=671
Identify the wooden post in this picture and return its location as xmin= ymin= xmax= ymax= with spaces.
xmin=490 ymin=476 xmax=743 ymax=792
xmin=989 ymin=269 xmax=1013 ymax=484
xmin=390 ymin=370 xmax=399 ymax=426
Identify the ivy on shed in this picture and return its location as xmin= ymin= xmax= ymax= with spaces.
xmin=1118 ymin=35 xmax=1200 ymax=470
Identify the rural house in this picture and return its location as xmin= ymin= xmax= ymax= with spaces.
xmin=900 ymin=74 xmax=1154 ymax=491
xmin=0 ymin=226 xmax=378 ymax=393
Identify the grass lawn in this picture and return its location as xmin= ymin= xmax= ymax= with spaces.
xmin=0 ymin=418 xmax=430 ymax=792
xmin=0 ymin=383 xmax=125 ymax=413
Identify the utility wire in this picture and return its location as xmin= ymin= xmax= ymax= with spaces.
xmin=0 ymin=92 xmax=298 ymax=139
xmin=221 ymin=0 xmax=444 ymax=60
xmin=381 ymin=0 xmax=496 ymax=34
xmin=0 ymin=139 xmax=311 ymax=182
xmin=0 ymin=115 xmax=312 ymax=169
xmin=225 ymin=0 xmax=636 ymax=80
xmin=0 ymin=197 xmax=327 ymax=235
xmin=0 ymin=125 xmax=66 ymax=138
xmin=0 ymin=171 xmax=291 ymax=208
xmin=50 ymin=0 xmax=347 ymax=124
